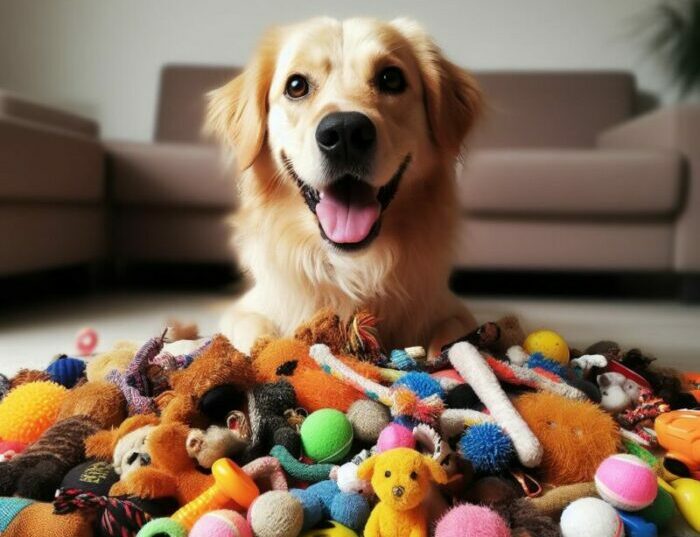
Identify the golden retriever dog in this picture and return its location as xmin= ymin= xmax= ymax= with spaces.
xmin=207 ymin=17 xmax=482 ymax=356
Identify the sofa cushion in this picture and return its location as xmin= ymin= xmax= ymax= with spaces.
xmin=0 ymin=90 xmax=98 ymax=138
xmin=454 ymin=218 xmax=673 ymax=270
xmin=107 ymin=141 xmax=237 ymax=209
xmin=459 ymin=149 xmax=684 ymax=218
xmin=0 ymin=117 xmax=103 ymax=202
xmin=155 ymin=65 xmax=240 ymax=143
xmin=471 ymin=71 xmax=635 ymax=148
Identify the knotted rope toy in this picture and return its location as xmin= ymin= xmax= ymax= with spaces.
xmin=309 ymin=344 xmax=444 ymax=425
xmin=54 ymin=488 xmax=152 ymax=537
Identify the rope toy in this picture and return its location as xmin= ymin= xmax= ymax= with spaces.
xmin=448 ymin=342 xmax=543 ymax=468
xmin=309 ymin=344 xmax=444 ymax=425
xmin=54 ymin=488 xmax=151 ymax=537
xmin=345 ymin=310 xmax=382 ymax=361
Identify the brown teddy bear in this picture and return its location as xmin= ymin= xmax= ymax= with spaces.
xmin=160 ymin=334 xmax=254 ymax=428
xmin=0 ymin=381 xmax=127 ymax=500
xmin=86 ymin=415 xmax=212 ymax=504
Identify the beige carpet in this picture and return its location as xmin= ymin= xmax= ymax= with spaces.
xmin=1 ymin=291 xmax=698 ymax=375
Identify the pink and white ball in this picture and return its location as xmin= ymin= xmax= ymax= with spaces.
xmin=560 ymin=498 xmax=624 ymax=537
xmin=595 ymin=454 xmax=657 ymax=511
xmin=190 ymin=510 xmax=252 ymax=537
xmin=435 ymin=503 xmax=511 ymax=537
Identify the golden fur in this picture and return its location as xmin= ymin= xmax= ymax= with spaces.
xmin=207 ymin=17 xmax=482 ymax=355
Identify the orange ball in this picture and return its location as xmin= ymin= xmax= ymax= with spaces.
xmin=0 ymin=381 xmax=67 ymax=443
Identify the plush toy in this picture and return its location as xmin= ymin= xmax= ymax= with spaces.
xmin=597 ymin=372 xmax=641 ymax=414
xmin=0 ymin=498 xmax=95 ymax=537
xmin=248 ymin=480 xmax=371 ymax=536
xmin=186 ymin=425 xmax=248 ymax=469
xmin=515 ymin=392 xmax=619 ymax=486
xmin=161 ymin=335 xmax=254 ymax=428
xmin=86 ymin=341 xmax=139 ymax=382
xmin=0 ymin=381 xmax=127 ymax=500
xmin=0 ymin=380 xmax=67 ymax=444
xmin=239 ymin=380 xmax=301 ymax=463
xmin=253 ymin=337 xmax=381 ymax=413
xmin=86 ymin=416 xmax=212 ymax=504
xmin=10 ymin=368 xmax=51 ymax=388
xmin=357 ymin=447 xmax=447 ymax=537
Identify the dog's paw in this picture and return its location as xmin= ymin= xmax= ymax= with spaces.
xmin=220 ymin=309 xmax=279 ymax=353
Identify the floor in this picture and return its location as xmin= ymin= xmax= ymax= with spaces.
xmin=1 ymin=291 xmax=699 ymax=376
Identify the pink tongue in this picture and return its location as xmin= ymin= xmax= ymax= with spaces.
xmin=316 ymin=181 xmax=380 ymax=244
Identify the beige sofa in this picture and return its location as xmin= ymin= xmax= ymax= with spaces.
xmin=0 ymin=91 xmax=104 ymax=277
xmin=2 ymin=65 xmax=698 ymax=298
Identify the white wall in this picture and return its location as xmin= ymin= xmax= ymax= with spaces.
xmin=0 ymin=0 xmax=670 ymax=141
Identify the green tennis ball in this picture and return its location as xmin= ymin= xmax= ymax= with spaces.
xmin=300 ymin=408 xmax=353 ymax=463
xmin=136 ymin=517 xmax=187 ymax=537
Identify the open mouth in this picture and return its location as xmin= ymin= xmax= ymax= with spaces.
xmin=282 ymin=152 xmax=411 ymax=250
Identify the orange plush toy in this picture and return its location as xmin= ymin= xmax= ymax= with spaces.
xmin=86 ymin=415 xmax=212 ymax=504
xmin=160 ymin=334 xmax=254 ymax=428
xmin=251 ymin=309 xmax=381 ymax=412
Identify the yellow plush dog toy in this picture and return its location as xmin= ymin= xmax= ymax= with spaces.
xmin=358 ymin=447 xmax=448 ymax=537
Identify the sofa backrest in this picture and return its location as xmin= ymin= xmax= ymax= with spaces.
xmin=154 ymin=65 xmax=635 ymax=148
xmin=471 ymin=71 xmax=635 ymax=148
xmin=155 ymin=64 xmax=239 ymax=143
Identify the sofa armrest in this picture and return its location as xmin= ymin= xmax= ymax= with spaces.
xmin=598 ymin=104 xmax=700 ymax=272
xmin=0 ymin=89 xmax=98 ymax=138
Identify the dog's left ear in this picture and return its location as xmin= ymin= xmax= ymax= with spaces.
xmin=357 ymin=455 xmax=377 ymax=481
xmin=391 ymin=18 xmax=482 ymax=157
xmin=205 ymin=29 xmax=279 ymax=170
xmin=422 ymin=455 xmax=448 ymax=484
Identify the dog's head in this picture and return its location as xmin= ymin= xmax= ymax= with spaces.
xmin=357 ymin=447 xmax=447 ymax=511
xmin=207 ymin=17 xmax=481 ymax=252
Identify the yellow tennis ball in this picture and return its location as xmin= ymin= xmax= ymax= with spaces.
xmin=0 ymin=381 xmax=68 ymax=443
xmin=523 ymin=330 xmax=570 ymax=364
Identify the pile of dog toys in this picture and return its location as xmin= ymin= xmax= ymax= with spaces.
xmin=0 ymin=309 xmax=698 ymax=537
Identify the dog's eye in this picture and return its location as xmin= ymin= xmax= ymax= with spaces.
xmin=285 ymin=74 xmax=309 ymax=100
xmin=410 ymin=471 xmax=418 ymax=480
xmin=377 ymin=66 xmax=406 ymax=94
xmin=384 ymin=470 xmax=391 ymax=478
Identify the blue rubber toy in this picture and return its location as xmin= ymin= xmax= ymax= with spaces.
xmin=46 ymin=356 xmax=86 ymax=388
xmin=617 ymin=510 xmax=658 ymax=537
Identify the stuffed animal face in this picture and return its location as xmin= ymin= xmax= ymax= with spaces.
xmin=597 ymin=372 xmax=641 ymax=414
xmin=357 ymin=447 xmax=447 ymax=511
xmin=113 ymin=425 xmax=155 ymax=477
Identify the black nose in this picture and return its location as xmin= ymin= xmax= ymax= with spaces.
xmin=316 ymin=112 xmax=376 ymax=168
xmin=392 ymin=486 xmax=405 ymax=498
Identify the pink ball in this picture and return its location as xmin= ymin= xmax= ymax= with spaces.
xmin=595 ymin=454 xmax=658 ymax=511
xmin=436 ymin=503 xmax=511 ymax=537
xmin=376 ymin=423 xmax=415 ymax=452
xmin=190 ymin=510 xmax=252 ymax=537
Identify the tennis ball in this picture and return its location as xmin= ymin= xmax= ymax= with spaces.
xmin=595 ymin=454 xmax=657 ymax=511
xmin=523 ymin=330 xmax=570 ymax=364
xmin=300 ymin=408 xmax=353 ymax=463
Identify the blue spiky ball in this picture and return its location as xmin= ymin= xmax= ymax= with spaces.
xmin=459 ymin=422 xmax=514 ymax=473
xmin=393 ymin=372 xmax=445 ymax=400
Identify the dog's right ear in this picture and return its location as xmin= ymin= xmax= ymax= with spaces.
xmin=206 ymin=29 xmax=280 ymax=170
xmin=357 ymin=455 xmax=377 ymax=481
